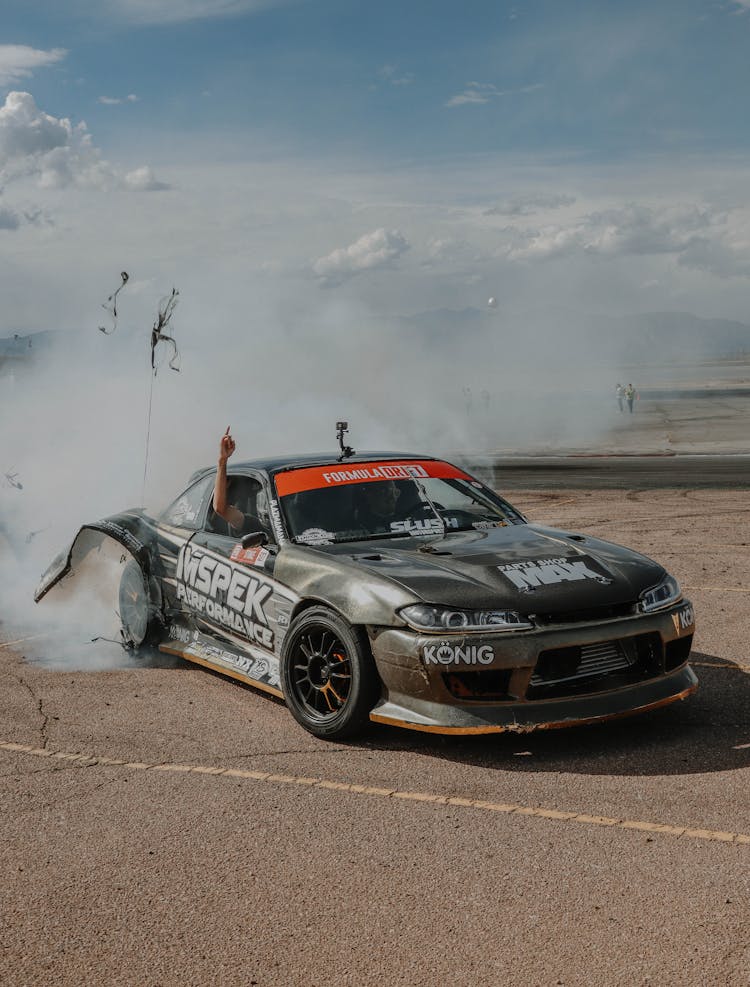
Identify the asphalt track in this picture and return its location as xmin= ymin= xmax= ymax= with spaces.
xmin=1 ymin=474 xmax=749 ymax=986
xmin=481 ymin=454 xmax=750 ymax=490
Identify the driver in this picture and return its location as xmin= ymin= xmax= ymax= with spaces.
xmin=354 ymin=480 xmax=400 ymax=530
xmin=213 ymin=427 xmax=261 ymax=535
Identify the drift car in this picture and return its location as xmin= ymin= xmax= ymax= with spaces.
xmin=35 ymin=447 xmax=697 ymax=739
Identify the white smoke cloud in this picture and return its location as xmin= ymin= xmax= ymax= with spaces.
xmin=312 ymin=228 xmax=410 ymax=285
xmin=0 ymin=45 xmax=67 ymax=86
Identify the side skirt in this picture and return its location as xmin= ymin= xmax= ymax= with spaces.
xmin=159 ymin=623 xmax=284 ymax=699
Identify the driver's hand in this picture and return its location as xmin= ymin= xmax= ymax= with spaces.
xmin=219 ymin=427 xmax=236 ymax=462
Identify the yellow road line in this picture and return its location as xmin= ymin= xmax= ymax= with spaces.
xmin=1 ymin=740 xmax=748 ymax=847
xmin=683 ymin=586 xmax=750 ymax=593
xmin=691 ymin=661 xmax=747 ymax=670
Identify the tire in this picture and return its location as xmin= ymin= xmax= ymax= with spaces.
xmin=281 ymin=606 xmax=381 ymax=739
xmin=118 ymin=559 xmax=162 ymax=651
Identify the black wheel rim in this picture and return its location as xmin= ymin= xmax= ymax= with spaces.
xmin=119 ymin=566 xmax=148 ymax=645
xmin=291 ymin=627 xmax=353 ymax=719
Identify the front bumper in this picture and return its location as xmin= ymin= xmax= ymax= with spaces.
xmin=367 ymin=599 xmax=697 ymax=734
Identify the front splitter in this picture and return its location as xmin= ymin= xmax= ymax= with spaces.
xmin=369 ymin=665 xmax=698 ymax=735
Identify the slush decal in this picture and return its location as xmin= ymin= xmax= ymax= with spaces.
xmin=390 ymin=517 xmax=458 ymax=536
xmin=423 ymin=642 xmax=495 ymax=666
xmin=498 ymin=557 xmax=612 ymax=592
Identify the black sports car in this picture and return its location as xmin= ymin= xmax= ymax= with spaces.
xmin=36 ymin=447 xmax=697 ymax=739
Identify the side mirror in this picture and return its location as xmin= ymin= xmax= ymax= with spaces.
xmin=242 ymin=531 xmax=268 ymax=549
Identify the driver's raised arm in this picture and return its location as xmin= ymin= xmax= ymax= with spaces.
xmin=213 ymin=427 xmax=245 ymax=531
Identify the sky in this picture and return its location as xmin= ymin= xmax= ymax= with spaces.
xmin=2 ymin=0 xmax=750 ymax=641
xmin=2 ymin=0 xmax=750 ymax=334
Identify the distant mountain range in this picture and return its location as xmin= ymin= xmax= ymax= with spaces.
xmin=4 ymin=311 xmax=750 ymax=372
xmin=397 ymin=308 xmax=750 ymax=364
xmin=0 ymin=329 xmax=59 ymax=360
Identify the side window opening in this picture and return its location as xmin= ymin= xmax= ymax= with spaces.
xmin=161 ymin=475 xmax=213 ymax=530
xmin=206 ymin=476 xmax=275 ymax=540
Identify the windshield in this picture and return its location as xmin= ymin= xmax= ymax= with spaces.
xmin=273 ymin=459 xmax=523 ymax=545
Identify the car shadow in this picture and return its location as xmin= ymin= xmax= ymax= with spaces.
xmin=364 ymin=654 xmax=750 ymax=777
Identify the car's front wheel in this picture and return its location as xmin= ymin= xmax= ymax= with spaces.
xmin=118 ymin=559 xmax=162 ymax=651
xmin=281 ymin=606 xmax=381 ymax=739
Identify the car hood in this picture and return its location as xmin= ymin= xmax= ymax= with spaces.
xmin=323 ymin=523 xmax=665 ymax=614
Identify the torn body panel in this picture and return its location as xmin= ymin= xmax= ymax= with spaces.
xmin=34 ymin=512 xmax=157 ymax=603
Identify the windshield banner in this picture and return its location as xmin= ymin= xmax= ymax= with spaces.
xmin=275 ymin=460 xmax=471 ymax=496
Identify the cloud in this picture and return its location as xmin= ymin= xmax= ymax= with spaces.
xmin=677 ymin=237 xmax=750 ymax=278
xmin=0 ymin=45 xmax=67 ymax=87
xmin=124 ymin=165 xmax=172 ymax=191
xmin=506 ymin=204 xmax=714 ymax=261
xmin=446 ymin=82 xmax=542 ymax=108
xmin=0 ymin=91 xmax=112 ymax=189
xmin=484 ymin=193 xmax=576 ymax=217
xmin=97 ymin=94 xmax=139 ymax=105
xmin=501 ymin=201 xmax=750 ymax=278
xmin=312 ymin=228 xmax=410 ymax=285
xmin=377 ymin=64 xmax=415 ymax=87
xmin=0 ymin=92 xmax=168 ymax=194
xmin=101 ymin=0 xmax=296 ymax=25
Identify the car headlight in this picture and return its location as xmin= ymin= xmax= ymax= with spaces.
xmin=399 ymin=604 xmax=533 ymax=633
xmin=639 ymin=574 xmax=682 ymax=613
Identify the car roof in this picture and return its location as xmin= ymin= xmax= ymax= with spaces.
xmin=187 ymin=451 xmax=439 ymax=485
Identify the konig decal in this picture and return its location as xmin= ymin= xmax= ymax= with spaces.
xmin=672 ymin=603 xmax=695 ymax=634
xmin=498 ymin=557 xmax=612 ymax=592
xmin=176 ymin=544 xmax=274 ymax=648
xmin=423 ymin=642 xmax=495 ymax=665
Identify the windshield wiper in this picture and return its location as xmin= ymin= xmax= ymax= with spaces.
xmin=410 ymin=478 xmax=446 ymax=536
xmin=331 ymin=530 xmax=413 ymax=543
xmin=292 ymin=530 xmax=412 ymax=545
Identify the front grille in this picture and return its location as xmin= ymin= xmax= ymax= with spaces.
xmin=531 ymin=640 xmax=631 ymax=686
xmin=443 ymin=669 xmax=513 ymax=701
xmin=533 ymin=602 xmax=637 ymax=625
xmin=665 ymin=634 xmax=692 ymax=671
xmin=527 ymin=633 xmax=663 ymax=700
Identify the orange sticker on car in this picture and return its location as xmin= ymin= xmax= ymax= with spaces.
xmin=230 ymin=544 xmax=269 ymax=567
xmin=274 ymin=460 xmax=471 ymax=496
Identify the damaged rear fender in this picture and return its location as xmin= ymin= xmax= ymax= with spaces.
xmin=34 ymin=513 xmax=157 ymax=603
